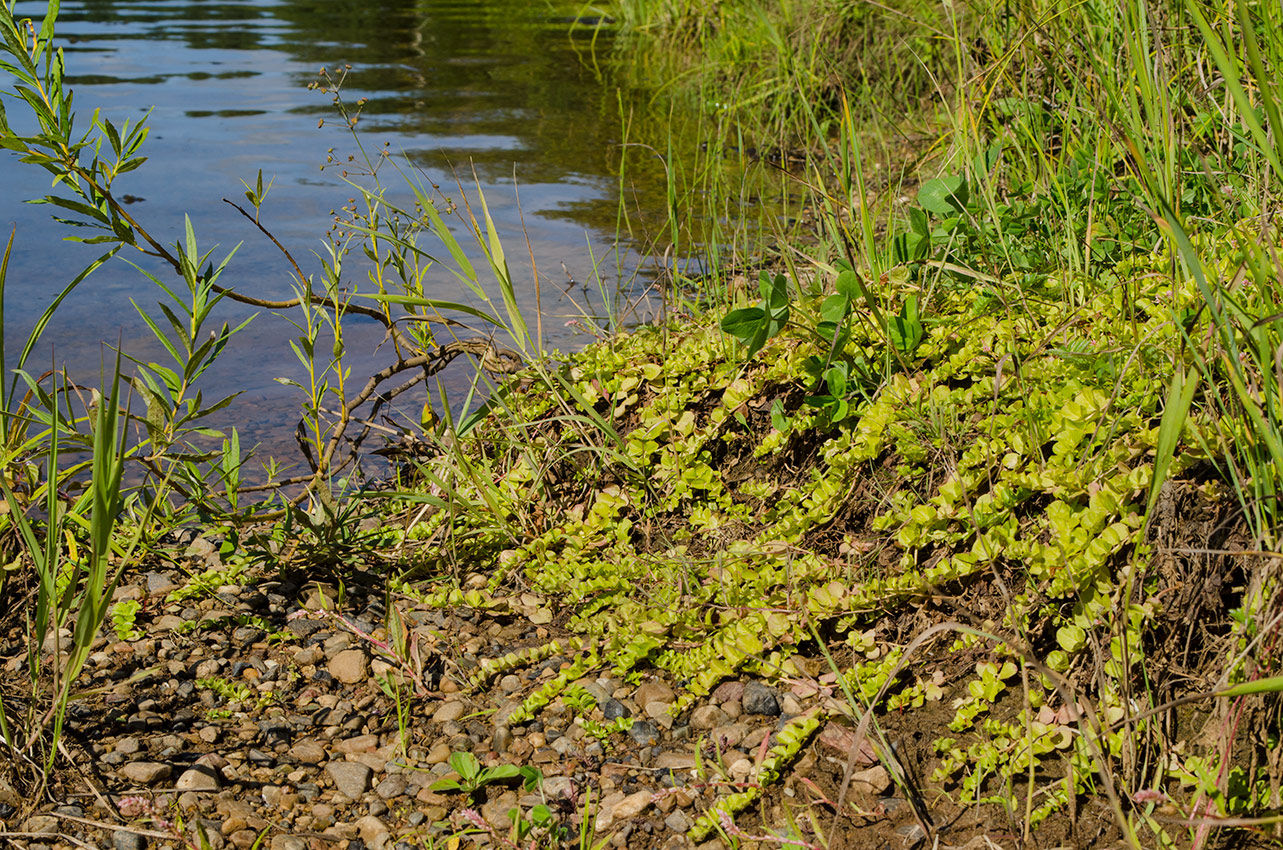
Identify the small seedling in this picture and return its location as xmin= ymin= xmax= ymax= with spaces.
xmin=430 ymin=752 xmax=534 ymax=800
xmin=111 ymin=599 xmax=144 ymax=641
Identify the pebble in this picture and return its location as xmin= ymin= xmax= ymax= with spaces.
xmin=665 ymin=811 xmax=691 ymax=833
xmin=112 ymin=829 xmax=146 ymax=850
xmin=850 ymin=765 xmax=892 ymax=795
xmin=690 ymin=705 xmax=728 ymax=729
xmin=499 ymin=674 xmax=522 ymax=693
xmin=628 ymin=720 xmax=660 ymax=747
xmin=541 ymin=775 xmax=574 ymax=799
xmin=480 ymin=791 xmax=519 ymax=829
xmin=290 ymin=740 xmax=326 ymax=764
xmin=376 ymin=775 xmax=408 ymax=799
xmin=356 ymin=814 xmax=391 ymax=848
xmin=896 ymin=823 xmax=927 ymax=846
xmin=432 ymin=700 xmax=466 ymax=723
xmin=594 ymin=792 xmax=627 ymax=832
xmin=602 ymin=699 xmax=629 ymax=720
xmin=634 ymin=680 xmax=675 ymax=711
xmin=492 ymin=725 xmax=513 ymax=754
xmin=23 ymin=816 xmax=58 ymax=834
xmin=654 ymin=752 xmax=697 ymax=771
xmin=328 ymin=649 xmax=369 ymax=684
xmin=268 ymin=837 xmax=307 ymax=850
xmin=176 ymin=765 xmax=221 ymax=791
xmin=742 ymin=681 xmax=780 ymax=716
xmin=711 ymin=681 xmax=745 ymax=702
xmin=326 ymin=761 xmax=373 ymax=798
xmin=120 ymin=762 xmax=172 ymax=785
xmin=335 ymin=734 xmax=379 ymax=754
xmin=610 ymin=789 xmax=653 ymax=821
xmin=425 ymin=743 xmax=452 ymax=764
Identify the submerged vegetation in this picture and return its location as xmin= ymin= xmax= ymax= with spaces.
xmin=3 ymin=0 xmax=1283 ymax=847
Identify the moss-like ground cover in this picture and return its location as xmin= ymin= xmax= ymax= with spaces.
xmin=384 ymin=234 xmax=1276 ymax=843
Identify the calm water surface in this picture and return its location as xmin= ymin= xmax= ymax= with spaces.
xmin=2 ymin=0 xmax=669 ymax=461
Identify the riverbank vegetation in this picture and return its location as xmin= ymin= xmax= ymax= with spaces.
xmin=2 ymin=0 xmax=1283 ymax=848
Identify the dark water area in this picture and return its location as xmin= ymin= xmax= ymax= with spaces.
xmin=1 ymin=0 xmax=677 ymax=467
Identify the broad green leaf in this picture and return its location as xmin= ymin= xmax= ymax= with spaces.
xmin=720 ymin=307 xmax=766 ymax=341
xmin=918 ymin=174 xmax=968 ymax=217
xmin=889 ymin=295 xmax=925 ymax=355
xmin=820 ymin=293 xmax=849 ymax=324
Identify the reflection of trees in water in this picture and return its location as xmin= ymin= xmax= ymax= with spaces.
xmin=55 ymin=0 xmax=669 ymax=199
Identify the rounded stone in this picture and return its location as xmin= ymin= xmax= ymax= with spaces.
xmin=325 ymin=761 xmax=373 ymax=798
xmin=628 ymin=720 xmax=660 ymax=747
xmin=328 ymin=649 xmax=369 ymax=684
xmin=432 ymin=700 xmax=466 ymax=723
xmin=375 ymin=775 xmax=408 ymax=799
xmin=176 ymin=765 xmax=221 ymax=791
xmin=112 ymin=829 xmax=146 ymax=850
xmin=120 ymin=761 xmax=172 ymax=785
xmin=742 ymin=681 xmax=780 ymax=716
xmin=690 ymin=705 xmax=729 ymax=730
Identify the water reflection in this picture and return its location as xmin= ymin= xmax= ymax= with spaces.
xmin=1 ymin=0 xmax=669 ymax=466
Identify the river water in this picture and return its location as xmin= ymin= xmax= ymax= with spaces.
xmin=1 ymin=0 xmax=680 ymax=465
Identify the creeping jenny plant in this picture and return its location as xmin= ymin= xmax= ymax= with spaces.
xmin=387 ymin=238 xmax=1268 ymax=832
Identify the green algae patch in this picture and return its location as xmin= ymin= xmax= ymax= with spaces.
xmin=390 ymin=249 xmax=1271 ymax=836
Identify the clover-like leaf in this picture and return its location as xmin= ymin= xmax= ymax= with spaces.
xmin=918 ymin=174 xmax=968 ymax=217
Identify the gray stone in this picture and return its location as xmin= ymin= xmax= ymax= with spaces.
xmin=190 ymin=819 xmax=224 ymax=849
xmin=326 ymin=761 xmax=373 ymax=798
xmin=628 ymin=720 xmax=660 ymax=747
xmin=602 ymin=699 xmax=629 ymax=720
xmin=896 ymin=823 xmax=926 ymax=846
xmin=664 ymin=810 xmax=691 ymax=833
xmin=742 ymin=681 xmax=780 ymax=716
xmin=112 ymin=829 xmax=146 ymax=850
xmin=146 ymin=571 xmax=179 ymax=595
xmin=375 ymin=775 xmax=408 ymax=799
xmin=499 ymin=674 xmax=522 ymax=693
xmin=578 ymin=681 xmax=611 ymax=704
xmin=541 ymin=775 xmax=575 ymax=799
